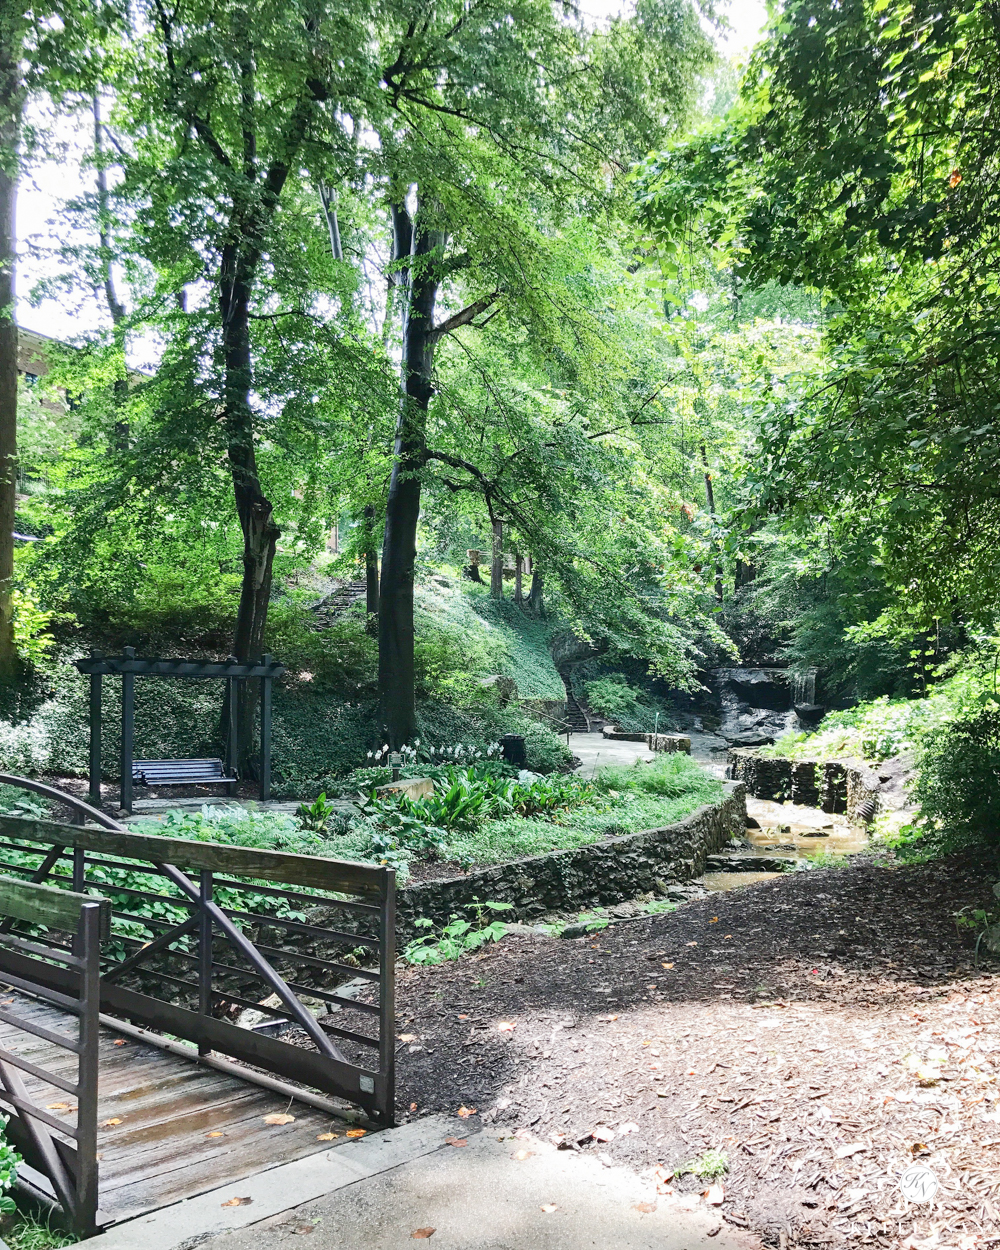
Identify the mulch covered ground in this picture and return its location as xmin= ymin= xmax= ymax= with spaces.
xmin=391 ymin=855 xmax=1000 ymax=1249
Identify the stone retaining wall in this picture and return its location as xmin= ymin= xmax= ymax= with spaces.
xmin=646 ymin=733 xmax=691 ymax=754
xmin=395 ymin=782 xmax=746 ymax=939
xmin=728 ymin=748 xmax=879 ymax=824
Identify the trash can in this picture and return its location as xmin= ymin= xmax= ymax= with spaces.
xmin=500 ymin=733 xmax=527 ymax=767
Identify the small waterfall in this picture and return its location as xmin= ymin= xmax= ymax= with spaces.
xmin=791 ymin=669 xmax=818 ymax=706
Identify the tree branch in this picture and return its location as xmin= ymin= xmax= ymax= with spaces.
xmin=430 ymin=292 xmax=500 ymax=340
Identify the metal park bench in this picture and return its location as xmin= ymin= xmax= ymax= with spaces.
xmin=132 ymin=757 xmax=237 ymax=794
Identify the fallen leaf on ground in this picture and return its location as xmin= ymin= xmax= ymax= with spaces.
xmin=445 ymin=1137 xmax=467 ymax=1147
xmin=46 ymin=1102 xmax=73 ymax=1111
xmin=205 ymin=1132 xmax=224 ymax=1139
xmin=263 ymin=1113 xmax=295 ymax=1126
xmin=291 ymin=1227 xmax=314 ymax=1236
xmin=617 ymin=1121 xmax=639 ymax=1135
xmin=411 ymin=1228 xmax=435 ymax=1239
xmin=221 ymin=1196 xmax=253 ymax=1208
xmin=497 ymin=1021 xmax=516 ymax=1032
xmin=662 ymin=962 xmax=674 ymax=969
xmin=594 ymin=1126 xmax=615 ymax=1142
xmin=456 ymin=1106 xmax=477 ymax=1118
xmin=513 ymin=1149 xmax=534 ymax=1160
xmin=409 ymin=1102 xmax=418 ymax=1112
xmin=399 ymin=1034 xmax=417 ymax=1043
xmin=113 ymin=1039 xmax=127 ymax=1046
xmin=686 ymin=941 xmax=698 ymax=947
xmin=100 ymin=1118 xmax=122 ymax=1127
xmin=346 ymin=1128 xmax=366 ymax=1137
xmin=316 ymin=1133 xmax=338 ymax=1141
xmin=653 ymin=1165 xmax=674 ymax=1193
xmin=704 ymin=1183 xmax=724 ymax=1205
xmin=540 ymin=1203 xmax=558 ymax=1214
xmin=633 ymin=1202 xmax=657 ymax=1214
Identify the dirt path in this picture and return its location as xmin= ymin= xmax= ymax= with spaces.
xmin=389 ymin=855 xmax=1000 ymax=1249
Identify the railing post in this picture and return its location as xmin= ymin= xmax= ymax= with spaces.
xmin=72 ymin=846 xmax=86 ymax=893
xmin=76 ymin=901 xmax=102 ymax=1238
xmin=378 ymin=867 xmax=396 ymax=1125
xmin=199 ymin=870 xmax=212 ymax=1056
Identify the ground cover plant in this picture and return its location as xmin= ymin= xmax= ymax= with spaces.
xmin=360 ymin=754 xmax=723 ymax=873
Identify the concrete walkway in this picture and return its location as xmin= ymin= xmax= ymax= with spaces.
xmin=567 ymin=732 xmax=654 ymax=777
xmin=191 ymin=1125 xmax=754 ymax=1250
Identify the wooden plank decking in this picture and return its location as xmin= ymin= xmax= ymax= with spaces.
xmin=0 ymin=990 xmax=360 ymax=1226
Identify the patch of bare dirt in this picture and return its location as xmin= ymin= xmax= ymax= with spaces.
xmin=391 ymin=856 xmax=1000 ymax=1248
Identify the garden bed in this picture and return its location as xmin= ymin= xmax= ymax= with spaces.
xmin=394 ymin=781 xmax=746 ymax=936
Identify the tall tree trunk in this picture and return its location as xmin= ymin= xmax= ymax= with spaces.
xmin=527 ymin=566 xmax=544 ymax=616
xmin=221 ymin=248 xmax=280 ymax=766
xmin=93 ymin=93 xmax=130 ymax=448
xmin=318 ymin=184 xmax=343 ymax=261
xmin=363 ymin=502 xmax=379 ymax=626
xmin=490 ymin=516 xmax=503 ymax=599
xmin=378 ymin=201 xmax=443 ymax=746
xmin=700 ymin=443 xmax=723 ymax=604
xmin=513 ymin=548 xmax=523 ymax=605
xmin=0 ymin=21 xmax=22 ymax=676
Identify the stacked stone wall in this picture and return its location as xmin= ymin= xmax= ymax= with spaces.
xmin=394 ymin=782 xmax=746 ymax=940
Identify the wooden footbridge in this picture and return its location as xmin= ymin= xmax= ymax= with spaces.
xmin=0 ymin=777 xmax=395 ymax=1238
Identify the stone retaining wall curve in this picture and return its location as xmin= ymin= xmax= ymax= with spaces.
xmin=395 ymin=782 xmax=746 ymax=940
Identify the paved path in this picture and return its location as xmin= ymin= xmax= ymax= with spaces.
xmin=567 ymin=731 xmax=654 ymax=777
xmin=191 ymin=1124 xmax=753 ymax=1250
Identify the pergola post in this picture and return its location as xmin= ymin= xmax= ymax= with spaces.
xmin=260 ymin=654 xmax=272 ymax=801
xmin=225 ymin=673 xmax=238 ymax=778
xmin=87 ymin=664 xmax=102 ymax=808
xmin=119 ymin=646 xmax=135 ymax=814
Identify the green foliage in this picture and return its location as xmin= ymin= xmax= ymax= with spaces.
xmin=802 ymin=850 xmax=850 ymax=870
xmin=592 ymin=752 xmax=719 ymax=802
xmin=402 ymin=900 xmax=514 ymax=965
xmin=680 ymin=1149 xmax=728 ymax=1180
xmin=639 ymin=0 xmax=1000 ymax=643
xmin=910 ymin=706 xmax=1000 ymax=859
xmin=0 ymin=1116 xmax=20 ymax=1215
xmin=367 ymin=767 xmax=598 ymax=835
xmin=467 ymin=591 xmax=563 ymax=701
xmin=583 ymin=674 xmax=671 ymax=734
xmin=294 ymin=793 xmax=339 ymax=834
xmin=3 ymin=1210 xmax=76 ymax=1250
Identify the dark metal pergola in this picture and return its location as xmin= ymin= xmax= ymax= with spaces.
xmin=74 ymin=648 xmax=286 ymax=812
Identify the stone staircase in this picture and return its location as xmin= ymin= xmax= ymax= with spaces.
xmin=561 ymin=675 xmax=603 ymax=733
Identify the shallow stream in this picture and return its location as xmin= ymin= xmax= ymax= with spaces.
xmin=698 ymin=794 xmax=869 ymax=893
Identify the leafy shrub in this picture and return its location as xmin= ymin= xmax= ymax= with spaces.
xmin=584 ymin=674 xmax=670 ymax=733
xmin=366 ymin=767 xmax=598 ymax=835
xmin=909 ymin=705 xmax=1000 ymax=857
xmin=592 ymin=752 xmax=719 ymax=801
xmin=402 ymin=900 xmax=513 ymax=965
xmin=0 ymin=1116 xmax=19 ymax=1215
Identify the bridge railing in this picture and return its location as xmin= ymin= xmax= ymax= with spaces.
xmin=0 ymin=780 xmax=395 ymax=1130
xmin=0 ymin=876 xmax=107 ymax=1238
